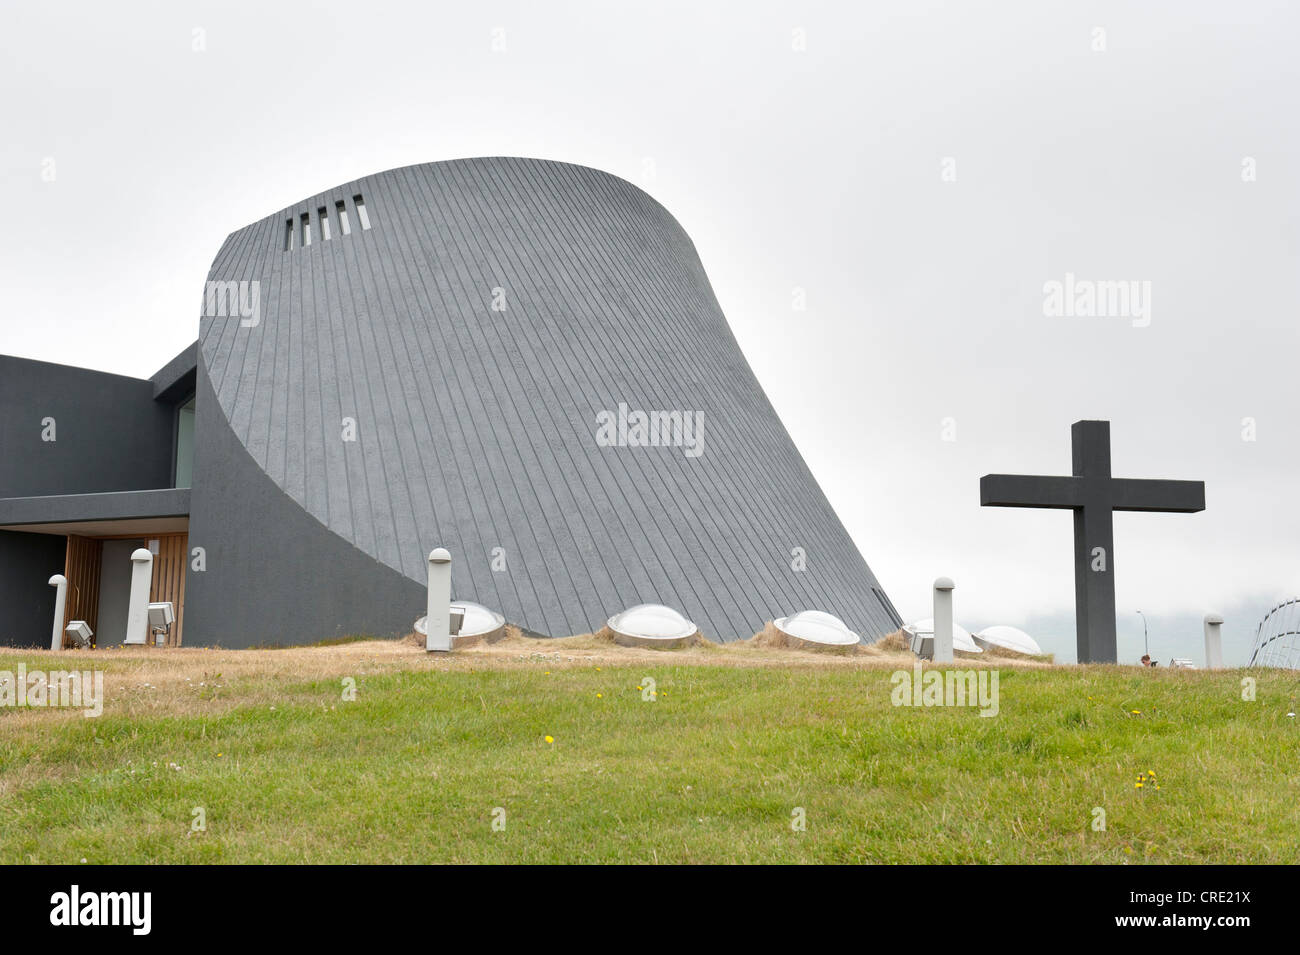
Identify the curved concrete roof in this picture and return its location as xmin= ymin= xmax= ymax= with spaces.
xmin=190 ymin=157 xmax=899 ymax=644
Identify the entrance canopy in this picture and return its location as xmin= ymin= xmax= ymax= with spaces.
xmin=0 ymin=488 xmax=190 ymax=647
xmin=0 ymin=488 xmax=189 ymax=536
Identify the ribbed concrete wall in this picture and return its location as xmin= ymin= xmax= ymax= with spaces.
xmin=192 ymin=157 xmax=899 ymax=643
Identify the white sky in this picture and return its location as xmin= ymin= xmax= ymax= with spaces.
xmin=3 ymin=0 xmax=1297 ymax=662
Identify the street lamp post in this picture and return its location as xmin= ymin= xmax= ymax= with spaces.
xmin=1136 ymin=610 xmax=1149 ymax=659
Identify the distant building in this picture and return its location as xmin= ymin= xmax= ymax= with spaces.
xmin=1 ymin=158 xmax=901 ymax=648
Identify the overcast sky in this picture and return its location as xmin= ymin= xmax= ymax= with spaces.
xmin=3 ymin=0 xmax=1296 ymax=662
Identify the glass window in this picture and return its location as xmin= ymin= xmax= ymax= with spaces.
xmin=175 ymin=397 xmax=196 ymax=488
xmin=353 ymin=194 xmax=371 ymax=230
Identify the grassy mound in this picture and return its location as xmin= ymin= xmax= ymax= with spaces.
xmin=0 ymin=640 xmax=1292 ymax=863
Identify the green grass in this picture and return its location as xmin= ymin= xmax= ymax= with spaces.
xmin=1 ymin=655 xmax=1297 ymax=863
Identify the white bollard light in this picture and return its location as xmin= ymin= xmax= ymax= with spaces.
xmin=124 ymin=548 xmax=154 ymax=645
xmin=933 ymin=577 xmax=955 ymax=664
xmin=48 ymin=574 xmax=67 ymax=651
xmin=426 ymin=548 xmax=452 ymax=652
xmin=1203 ymin=613 xmax=1224 ymax=669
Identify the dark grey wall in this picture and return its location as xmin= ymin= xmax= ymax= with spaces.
xmin=185 ymin=369 xmax=423 ymax=648
xmin=0 ymin=530 xmax=66 ymax=647
xmin=151 ymin=343 xmax=198 ymax=403
xmin=0 ymin=356 xmax=175 ymax=497
xmin=192 ymin=157 xmax=902 ymax=645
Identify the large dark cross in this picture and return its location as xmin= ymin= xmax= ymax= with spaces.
xmin=980 ymin=420 xmax=1205 ymax=664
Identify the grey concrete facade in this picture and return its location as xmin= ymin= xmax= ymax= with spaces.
xmin=0 ymin=488 xmax=190 ymax=527
xmin=0 ymin=355 xmax=179 ymax=497
xmin=184 ymin=365 xmax=423 ymax=646
xmin=0 ymin=530 xmax=66 ymax=645
xmin=2 ymin=158 xmax=900 ymax=649
xmin=188 ymin=157 xmax=901 ymax=647
xmin=0 ymin=354 xmax=196 ymax=646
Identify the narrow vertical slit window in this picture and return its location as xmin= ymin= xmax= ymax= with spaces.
xmin=353 ymin=194 xmax=372 ymax=230
xmin=301 ymin=212 xmax=312 ymax=247
xmin=175 ymin=396 xmax=196 ymax=488
xmin=336 ymin=199 xmax=351 ymax=235
xmin=284 ymin=219 xmax=295 ymax=251
xmin=318 ymin=206 xmax=331 ymax=241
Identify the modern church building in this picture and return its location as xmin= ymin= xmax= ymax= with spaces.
xmin=0 ymin=158 xmax=901 ymax=649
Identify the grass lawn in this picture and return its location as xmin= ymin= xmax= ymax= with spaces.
xmin=0 ymin=637 xmax=1296 ymax=863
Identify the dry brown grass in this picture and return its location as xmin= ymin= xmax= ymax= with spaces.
xmin=971 ymin=640 xmax=1055 ymax=663
xmin=873 ymin=629 xmax=912 ymax=653
xmin=0 ymin=626 xmax=1052 ymax=738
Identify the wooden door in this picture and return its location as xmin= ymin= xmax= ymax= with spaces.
xmin=62 ymin=535 xmax=103 ymax=647
xmin=148 ymin=534 xmax=188 ymax=646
